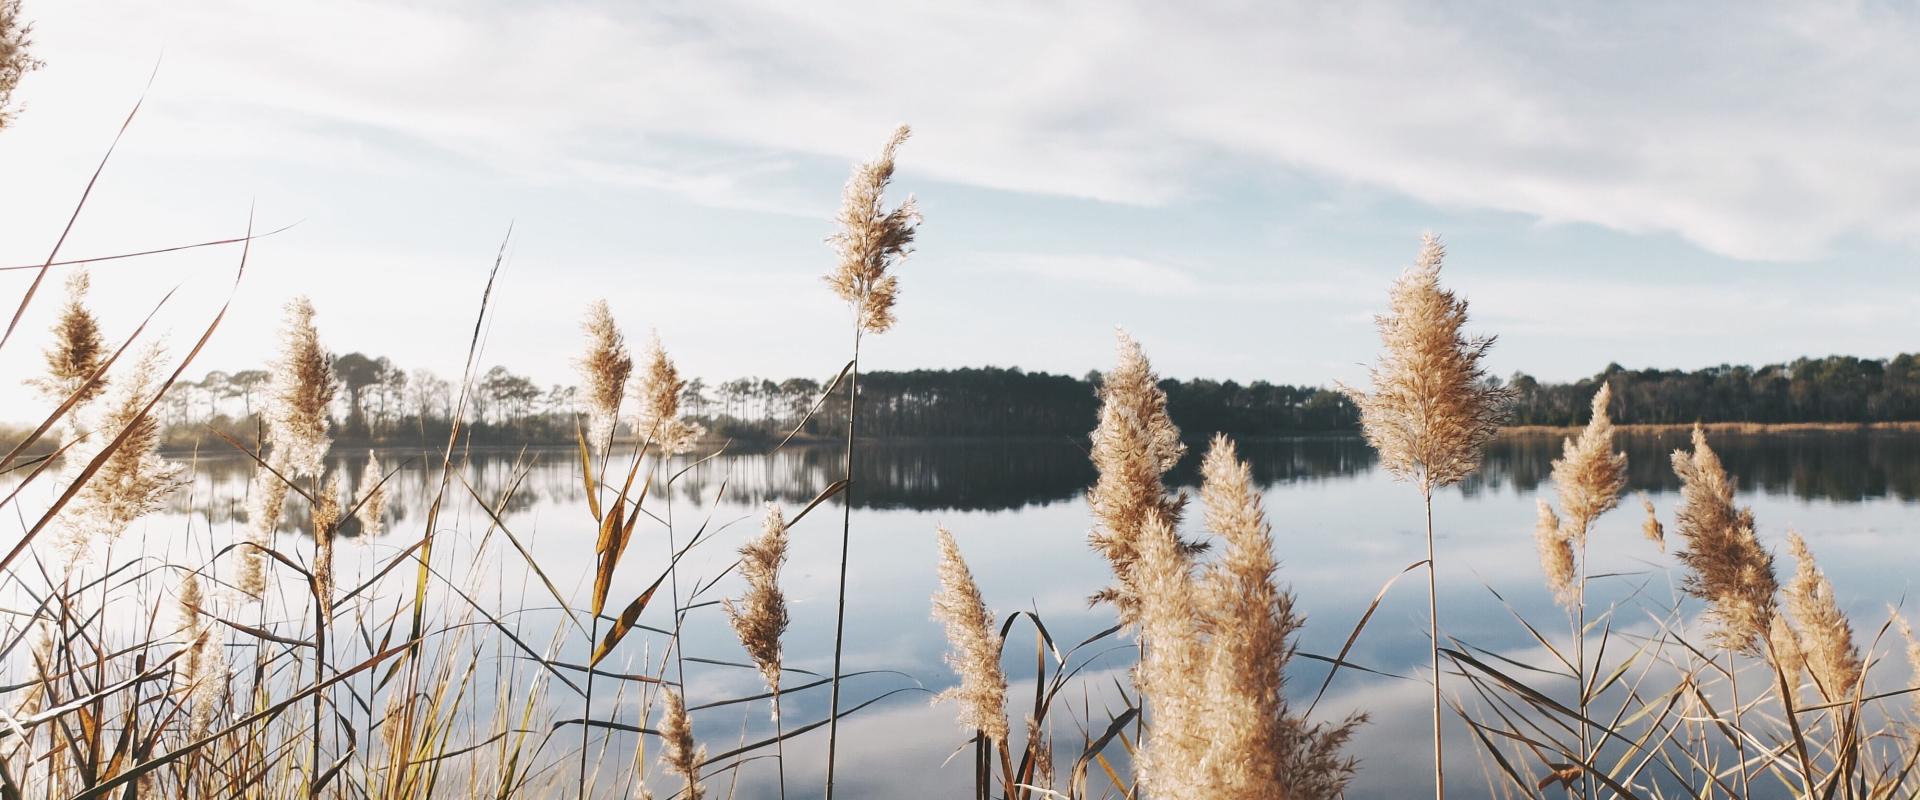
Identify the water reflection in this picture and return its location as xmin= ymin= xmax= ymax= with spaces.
xmin=162 ymin=429 xmax=1920 ymax=528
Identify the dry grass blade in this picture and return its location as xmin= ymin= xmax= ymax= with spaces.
xmin=1307 ymin=558 xmax=1427 ymax=716
xmin=2 ymin=214 xmax=248 ymax=575
xmin=1 ymin=67 xmax=153 ymax=353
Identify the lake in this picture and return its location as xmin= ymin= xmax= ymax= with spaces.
xmin=34 ymin=428 xmax=1920 ymax=797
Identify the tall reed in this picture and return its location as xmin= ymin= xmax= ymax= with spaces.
xmin=1533 ymin=383 xmax=1628 ymax=796
xmin=725 ymin=504 xmax=791 ymax=797
xmin=820 ymin=124 xmax=920 ymax=800
xmin=1341 ymin=233 xmax=1512 ymax=800
xmin=1130 ymin=436 xmax=1361 ymax=798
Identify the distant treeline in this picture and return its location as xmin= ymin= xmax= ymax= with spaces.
xmin=138 ymin=351 xmax=1920 ymax=449
xmin=1509 ymin=354 xmax=1920 ymax=427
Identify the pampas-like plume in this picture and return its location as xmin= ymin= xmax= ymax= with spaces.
xmin=1190 ymin=436 xmax=1363 ymax=798
xmin=1670 ymin=427 xmax=1777 ymax=653
xmin=1340 ymin=234 xmax=1515 ymax=493
xmin=1641 ymin=496 xmax=1665 ymax=552
xmin=356 ymin=451 xmax=386 ymax=538
xmin=1895 ymin=612 xmax=1920 ymax=719
xmin=177 ymin=574 xmax=221 ymax=738
xmin=659 ymin=689 xmax=705 ymax=800
xmin=30 ymin=271 xmax=107 ymax=405
xmin=576 ymin=300 xmax=631 ymax=453
xmin=1087 ymin=330 xmax=1194 ymax=617
xmin=931 ymin=527 xmax=1009 ymax=743
xmin=63 ymin=343 xmax=185 ymax=551
xmin=266 ymin=297 xmax=335 ymax=478
xmin=1783 ymin=532 xmax=1861 ymax=701
xmin=311 ymin=476 xmax=343 ymax=617
xmin=725 ymin=504 xmax=789 ymax=703
xmin=825 ymin=125 xmax=921 ymax=335
xmin=1132 ymin=510 xmax=1205 ymax=795
xmin=1533 ymin=500 xmax=1577 ymax=609
xmin=1550 ymin=384 xmax=1628 ymax=544
xmin=632 ymin=332 xmax=704 ymax=455
xmin=1769 ymin=615 xmax=1806 ymax=690
xmin=237 ymin=459 xmax=289 ymax=598
xmin=0 ymin=0 xmax=40 ymax=130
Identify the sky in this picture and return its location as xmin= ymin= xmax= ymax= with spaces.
xmin=3 ymin=0 xmax=1920 ymax=422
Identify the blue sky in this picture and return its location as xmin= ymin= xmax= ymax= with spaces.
xmin=2 ymin=1 xmax=1918 ymax=421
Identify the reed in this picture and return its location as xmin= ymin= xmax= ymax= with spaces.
xmin=9 ymin=42 xmax=1920 ymax=800
xmin=1342 ymin=233 xmax=1513 ymax=800
xmin=821 ymin=123 xmax=921 ymax=800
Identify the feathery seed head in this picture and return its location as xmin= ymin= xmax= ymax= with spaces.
xmin=265 ymin=297 xmax=335 ymax=478
xmin=825 ymin=125 xmax=920 ymax=335
xmin=63 ymin=343 xmax=186 ymax=550
xmin=1340 ymin=233 xmax=1514 ymax=493
xmin=1784 ymin=531 xmax=1861 ymax=701
xmin=237 ymin=458 xmax=290 ymax=599
xmin=31 ymin=270 xmax=107 ymax=406
xmin=177 ymin=573 xmax=222 ymax=737
xmin=0 ymin=0 xmax=39 ymax=130
xmin=1769 ymin=615 xmax=1806 ymax=691
xmin=660 ymin=689 xmax=705 ymax=800
xmin=1670 ymin=427 xmax=1777 ymax=653
xmin=577 ymin=300 xmax=631 ymax=452
xmin=1640 ymin=496 xmax=1665 ymax=552
xmin=931 ymin=527 xmax=1009 ymax=742
xmin=1534 ymin=500 xmax=1577 ymax=610
xmin=312 ymin=475 xmax=343 ymax=616
xmin=1895 ymin=611 xmax=1920 ymax=719
xmin=357 ymin=451 xmax=386 ymax=538
xmin=725 ymin=504 xmax=790 ymax=702
xmin=633 ymin=332 xmax=704 ymax=455
xmin=1087 ymin=330 xmax=1194 ymax=617
xmin=1551 ymin=383 xmax=1629 ymax=542
xmin=1131 ymin=510 xmax=1205 ymax=795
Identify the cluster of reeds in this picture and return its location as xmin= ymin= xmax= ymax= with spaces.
xmin=9 ymin=19 xmax=1920 ymax=800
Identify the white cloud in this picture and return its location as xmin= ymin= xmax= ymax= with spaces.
xmin=12 ymin=1 xmax=1920 ymax=260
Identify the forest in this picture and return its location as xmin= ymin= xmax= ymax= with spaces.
xmin=139 ymin=351 xmax=1920 ymax=449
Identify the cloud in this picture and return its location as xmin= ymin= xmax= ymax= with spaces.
xmin=15 ymin=1 xmax=1920 ymax=259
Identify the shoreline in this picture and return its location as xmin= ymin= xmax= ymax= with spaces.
xmin=1499 ymin=420 xmax=1920 ymax=436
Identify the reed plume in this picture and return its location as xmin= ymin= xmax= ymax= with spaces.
xmin=931 ymin=527 xmax=1009 ymax=743
xmin=1783 ymin=531 xmax=1861 ymax=701
xmin=311 ymin=475 xmax=343 ymax=617
xmin=0 ymin=0 xmax=39 ymax=129
xmin=1341 ymin=233 xmax=1511 ymax=800
xmin=576 ymin=300 xmax=631 ymax=453
xmin=1549 ymin=384 xmax=1628 ymax=545
xmin=1087 ymin=330 xmax=1193 ymax=617
xmin=177 ymin=573 xmax=221 ymax=738
xmin=1769 ymin=615 xmax=1806 ymax=689
xmin=357 ymin=450 xmax=386 ymax=538
xmin=725 ymin=504 xmax=789 ymax=704
xmin=825 ymin=125 xmax=921 ymax=336
xmin=1340 ymin=234 xmax=1515 ymax=494
xmin=237 ymin=458 xmax=288 ymax=598
xmin=1191 ymin=436 xmax=1362 ymax=798
xmin=1533 ymin=500 xmax=1576 ymax=608
xmin=63 ymin=343 xmax=185 ymax=551
xmin=1131 ymin=510 xmax=1204 ymax=795
xmin=29 ymin=270 xmax=106 ymax=406
xmin=660 ymin=689 xmax=706 ymax=800
xmin=265 ymin=297 xmax=335 ymax=479
xmin=1896 ymin=612 xmax=1920 ymax=719
xmin=632 ymin=332 xmax=703 ymax=455
xmin=1670 ymin=426 xmax=1777 ymax=653
xmin=1640 ymin=496 xmax=1665 ymax=552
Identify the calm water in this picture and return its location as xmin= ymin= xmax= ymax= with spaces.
xmin=32 ymin=430 xmax=1920 ymax=797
